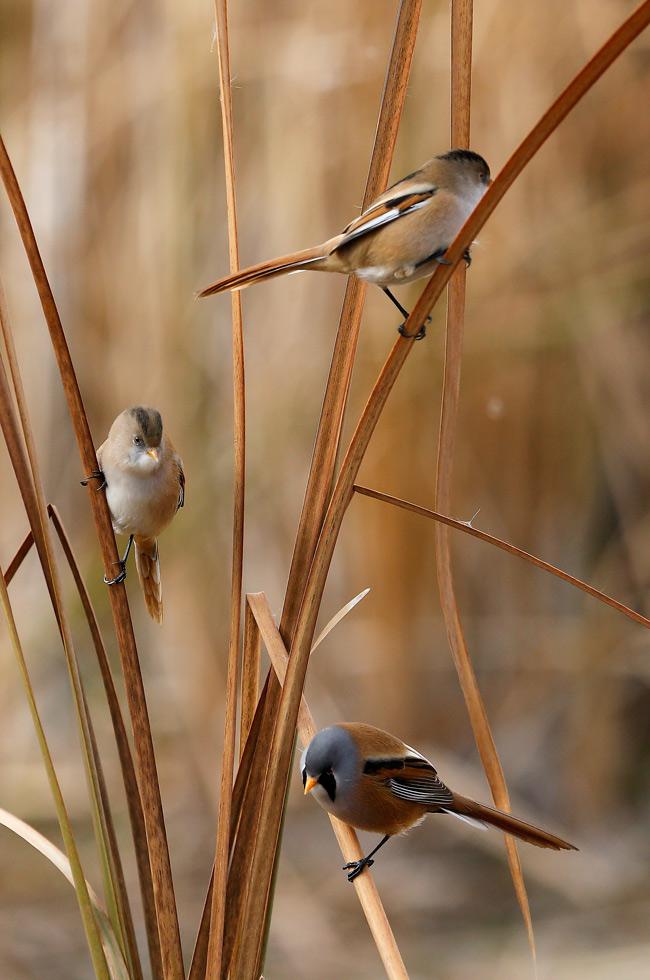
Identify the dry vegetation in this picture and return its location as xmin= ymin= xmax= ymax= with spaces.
xmin=1 ymin=1 xmax=650 ymax=979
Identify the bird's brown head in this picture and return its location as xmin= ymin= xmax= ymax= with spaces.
xmin=109 ymin=406 xmax=164 ymax=470
xmin=439 ymin=148 xmax=491 ymax=187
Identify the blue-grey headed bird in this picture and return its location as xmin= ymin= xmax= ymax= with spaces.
xmin=302 ymin=723 xmax=577 ymax=881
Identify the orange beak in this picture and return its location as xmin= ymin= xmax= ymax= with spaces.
xmin=303 ymin=775 xmax=318 ymax=795
xmin=146 ymin=447 xmax=160 ymax=462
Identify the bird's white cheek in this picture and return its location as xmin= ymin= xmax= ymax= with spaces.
xmin=310 ymin=783 xmax=334 ymax=813
xmin=131 ymin=452 xmax=159 ymax=474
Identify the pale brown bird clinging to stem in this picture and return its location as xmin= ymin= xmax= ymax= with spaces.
xmin=82 ymin=406 xmax=185 ymax=623
xmin=199 ymin=149 xmax=491 ymax=338
xmin=302 ymin=723 xmax=577 ymax=881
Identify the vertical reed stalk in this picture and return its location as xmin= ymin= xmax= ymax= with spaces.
xmin=205 ymin=0 xmax=247 ymax=975
xmin=434 ymin=0 xmax=536 ymax=960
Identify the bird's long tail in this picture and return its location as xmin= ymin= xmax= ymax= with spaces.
xmin=135 ymin=536 xmax=163 ymax=623
xmin=447 ymin=794 xmax=577 ymax=851
xmin=198 ymin=245 xmax=329 ymax=297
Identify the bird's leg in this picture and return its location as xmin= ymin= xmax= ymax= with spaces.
xmin=104 ymin=535 xmax=134 ymax=586
xmin=382 ymin=288 xmax=428 ymax=341
xmin=342 ymin=834 xmax=391 ymax=882
xmin=382 ymin=287 xmax=410 ymax=319
xmin=463 ymin=247 xmax=472 ymax=268
xmin=80 ymin=469 xmax=106 ymax=491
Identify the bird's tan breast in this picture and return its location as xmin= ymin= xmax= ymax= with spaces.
xmin=103 ymin=458 xmax=179 ymax=539
xmin=338 ymin=190 xmax=469 ymax=285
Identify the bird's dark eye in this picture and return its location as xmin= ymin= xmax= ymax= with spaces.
xmin=133 ymin=435 xmax=143 ymax=447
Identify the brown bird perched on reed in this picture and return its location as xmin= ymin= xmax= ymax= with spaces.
xmin=82 ymin=406 xmax=185 ymax=623
xmin=199 ymin=149 xmax=491 ymax=338
xmin=302 ymin=723 xmax=577 ymax=881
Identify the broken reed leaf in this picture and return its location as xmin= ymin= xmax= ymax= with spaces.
xmin=230 ymin=5 xmax=650 ymax=976
xmin=1 ymin=286 xmax=142 ymax=979
xmin=352 ymin=486 xmax=650 ymax=628
xmin=206 ymin=0 xmax=247 ymax=976
xmin=0 ymin=573 xmax=109 ymax=979
xmin=439 ymin=0 xmax=536 ymax=963
xmin=226 ymin=5 xmax=425 ymax=973
xmin=0 ymin=807 xmax=129 ymax=980
xmin=311 ymin=588 xmax=371 ymax=654
xmin=247 ymin=592 xmax=408 ymax=980
xmin=0 ymin=134 xmax=184 ymax=979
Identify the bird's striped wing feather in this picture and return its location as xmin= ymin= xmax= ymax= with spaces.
xmin=333 ymin=186 xmax=436 ymax=251
xmin=363 ymin=754 xmax=454 ymax=807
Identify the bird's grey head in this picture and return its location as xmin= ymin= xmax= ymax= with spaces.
xmin=302 ymin=726 xmax=359 ymax=803
xmin=439 ymin=148 xmax=491 ymax=187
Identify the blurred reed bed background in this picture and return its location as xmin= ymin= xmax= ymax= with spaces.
xmin=1 ymin=0 xmax=649 ymax=977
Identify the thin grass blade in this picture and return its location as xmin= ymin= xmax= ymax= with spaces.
xmin=353 ymin=486 xmax=650 ymax=628
xmin=0 ymin=573 xmax=109 ymax=979
xmin=0 ymin=807 xmax=129 ymax=980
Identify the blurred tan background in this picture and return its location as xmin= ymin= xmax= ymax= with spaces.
xmin=1 ymin=0 xmax=650 ymax=977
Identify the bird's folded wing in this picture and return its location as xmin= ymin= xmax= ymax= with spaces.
xmin=333 ymin=184 xmax=437 ymax=251
xmin=363 ymin=754 xmax=454 ymax=807
xmin=175 ymin=457 xmax=185 ymax=510
xmin=389 ymin=757 xmax=454 ymax=807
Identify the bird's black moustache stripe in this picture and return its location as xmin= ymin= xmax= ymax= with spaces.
xmin=318 ymin=770 xmax=336 ymax=802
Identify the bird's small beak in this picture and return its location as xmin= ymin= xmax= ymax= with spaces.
xmin=146 ymin=448 xmax=159 ymax=462
xmin=304 ymin=775 xmax=318 ymax=795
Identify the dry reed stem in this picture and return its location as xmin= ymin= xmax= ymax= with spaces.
xmin=232 ymin=6 xmax=650 ymax=976
xmin=353 ymin=486 xmax=650 ymax=628
xmin=0 ymin=134 xmax=183 ymax=979
xmin=226 ymin=5 xmax=423 ymax=971
xmin=439 ymin=0 xmax=536 ymax=963
xmin=0 ymin=300 xmax=138 ymax=975
xmin=282 ymin=0 xmax=424 ymax=632
xmin=206 ymin=0 xmax=247 ymax=975
xmin=247 ymin=592 xmax=408 ymax=980
xmin=240 ymin=599 xmax=261 ymax=759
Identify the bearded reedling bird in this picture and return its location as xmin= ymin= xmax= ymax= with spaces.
xmin=199 ymin=149 xmax=491 ymax=338
xmin=302 ymin=723 xmax=577 ymax=881
xmin=81 ymin=407 xmax=185 ymax=623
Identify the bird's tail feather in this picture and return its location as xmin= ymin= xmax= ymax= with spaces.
xmin=199 ymin=246 xmax=327 ymax=297
xmin=135 ymin=536 xmax=163 ymax=623
xmin=448 ymin=794 xmax=577 ymax=851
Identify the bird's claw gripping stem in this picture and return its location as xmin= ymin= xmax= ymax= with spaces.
xmin=80 ymin=469 xmax=106 ymax=491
